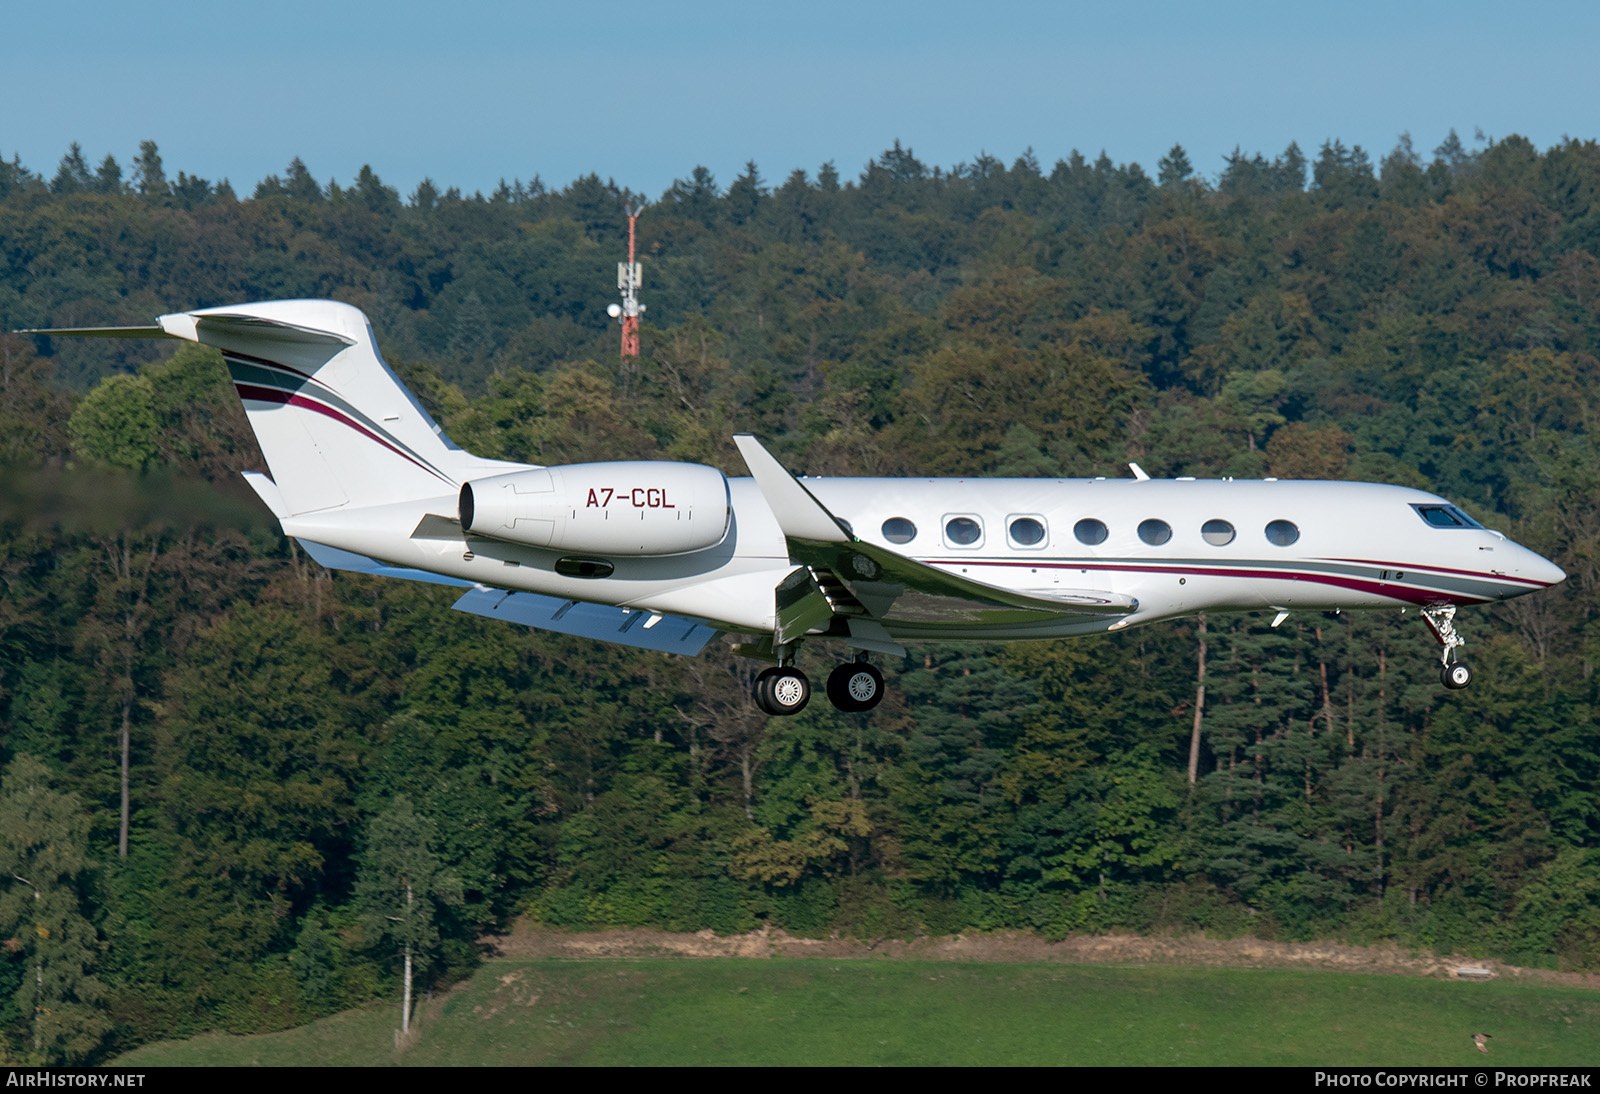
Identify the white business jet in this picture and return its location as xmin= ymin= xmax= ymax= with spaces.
xmin=26 ymin=300 xmax=1566 ymax=715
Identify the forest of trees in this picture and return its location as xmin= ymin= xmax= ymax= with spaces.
xmin=1 ymin=130 xmax=1599 ymax=1063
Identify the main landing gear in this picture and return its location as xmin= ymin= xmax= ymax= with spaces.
xmin=1421 ymin=605 xmax=1473 ymax=690
xmin=753 ymin=664 xmax=811 ymax=715
xmin=826 ymin=656 xmax=885 ymax=713
xmin=751 ymin=649 xmax=886 ymax=716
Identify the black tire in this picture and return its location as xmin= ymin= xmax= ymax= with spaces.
xmin=1441 ymin=661 xmax=1473 ymax=690
xmin=827 ymin=662 xmax=884 ymax=712
xmin=753 ymin=666 xmax=782 ymax=713
xmin=755 ymin=667 xmax=810 ymax=715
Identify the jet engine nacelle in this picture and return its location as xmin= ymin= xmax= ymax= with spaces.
xmin=459 ymin=461 xmax=731 ymax=556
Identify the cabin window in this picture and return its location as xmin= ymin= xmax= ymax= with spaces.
xmin=1265 ymin=519 xmax=1300 ymax=546
xmin=1138 ymin=519 xmax=1172 ymax=546
xmin=882 ymin=517 xmax=917 ymax=544
xmin=944 ymin=516 xmax=983 ymax=547
xmin=1201 ymin=519 xmax=1235 ymax=546
xmin=1008 ymin=516 xmax=1047 ymax=547
xmin=1411 ymin=504 xmax=1482 ymax=529
xmin=1074 ymin=518 xmax=1109 ymax=546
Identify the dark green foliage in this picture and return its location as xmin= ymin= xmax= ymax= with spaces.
xmin=0 ymin=756 xmax=110 ymax=1063
xmin=3 ymin=131 xmax=1600 ymax=1061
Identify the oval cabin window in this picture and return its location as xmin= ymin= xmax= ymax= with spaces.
xmin=1008 ymin=517 xmax=1046 ymax=547
xmin=881 ymin=517 xmax=917 ymax=544
xmin=1201 ymin=519 xmax=1235 ymax=546
xmin=944 ymin=517 xmax=982 ymax=546
xmin=1265 ymin=519 xmax=1300 ymax=546
xmin=1074 ymin=518 xmax=1109 ymax=546
xmin=1138 ymin=519 xmax=1172 ymax=546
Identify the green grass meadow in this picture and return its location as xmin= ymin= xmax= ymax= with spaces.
xmin=117 ymin=959 xmax=1600 ymax=1067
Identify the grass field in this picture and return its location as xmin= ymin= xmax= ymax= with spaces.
xmin=117 ymin=959 xmax=1600 ymax=1067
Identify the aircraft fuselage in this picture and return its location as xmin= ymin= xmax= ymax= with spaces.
xmin=281 ymin=474 xmax=1561 ymax=641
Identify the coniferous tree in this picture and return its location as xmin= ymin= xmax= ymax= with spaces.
xmin=131 ymin=140 xmax=167 ymax=201
xmin=49 ymin=144 xmax=92 ymax=195
xmin=1157 ymin=143 xmax=1194 ymax=189
xmin=91 ymin=155 xmax=122 ymax=195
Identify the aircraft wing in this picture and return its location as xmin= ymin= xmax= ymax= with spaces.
xmin=295 ymin=539 xmax=718 ymax=656
xmin=733 ymin=436 xmax=1137 ymax=643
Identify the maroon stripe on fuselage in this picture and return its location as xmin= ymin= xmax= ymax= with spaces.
xmin=923 ymin=557 xmax=1493 ymax=606
xmin=233 ymin=382 xmax=452 ymax=483
xmin=1326 ymin=556 xmax=1549 ymax=589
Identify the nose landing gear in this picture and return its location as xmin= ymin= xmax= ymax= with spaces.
xmin=1422 ymin=605 xmax=1472 ymax=690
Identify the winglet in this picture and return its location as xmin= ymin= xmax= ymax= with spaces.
xmin=733 ymin=435 xmax=851 ymax=544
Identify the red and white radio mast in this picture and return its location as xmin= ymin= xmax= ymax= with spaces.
xmin=607 ymin=204 xmax=646 ymax=361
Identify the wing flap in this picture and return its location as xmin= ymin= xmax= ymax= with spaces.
xmin=451 ymin=587 xmax=718 ymax=656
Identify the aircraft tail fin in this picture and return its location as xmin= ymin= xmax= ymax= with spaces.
xmin=28 ymin=300 xmax=482 ymax=516
xmin=173 ymin=300 xmax=467 ymax=514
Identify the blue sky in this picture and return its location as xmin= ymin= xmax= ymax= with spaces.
xmin=8 ymin=0 xmax=1598 ymax=200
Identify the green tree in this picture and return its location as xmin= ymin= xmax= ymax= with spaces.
xmin=92 ymin=155 xmax=123 ymax=195
xmin=131 ymin=140 xmax=167 ymax=201
xmin=1157 ymin=144 xmax=1195 ymax=190
xmin=66 ymin=374 xmax=159 ymax=472
xmin=0 ymin=756 xmax=110 ymax=1064
xmin=355 ymin=795 xmax=462 ymax=1036
xmin=49 ymin=144 xmax=92 ymax=195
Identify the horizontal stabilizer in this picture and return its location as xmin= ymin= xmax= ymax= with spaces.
xmin=295 ymin=539 xmax=475 ymax=588
xmin=451 ymin=587 xmax=718 ymax=656
xmin=15 ymin=325 xmax=175 ymax=339
xmin=189 ymin=313 xmax=355 ymax=348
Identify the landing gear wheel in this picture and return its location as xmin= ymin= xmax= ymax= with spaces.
xmin=1422 ymin=606 xmax=1472 ymax=690
xmin=827 ymin=661 xmax=885 ymax=712
xmin=754 ymin=666 xmax=810 ymax=715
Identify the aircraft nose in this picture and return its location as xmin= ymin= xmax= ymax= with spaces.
xmin=1511 ymin=543 xmax=1565 ymax=588
xmin=1529 ymin=553 xmax=1566 ymax=587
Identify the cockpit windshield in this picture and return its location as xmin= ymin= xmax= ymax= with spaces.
xmin=1411 ymin=504 xmax=1483 ymax=529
